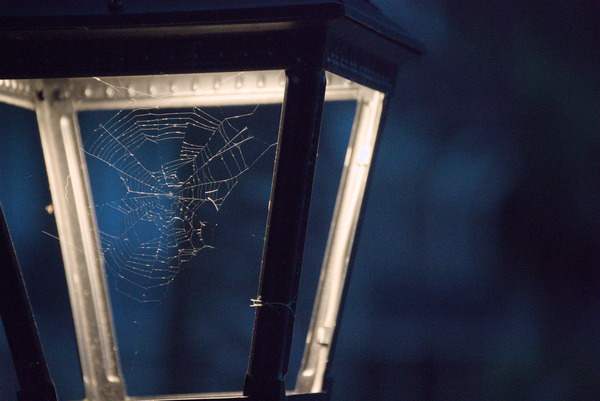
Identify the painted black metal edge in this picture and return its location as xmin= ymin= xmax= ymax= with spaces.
xmin=0 ymin=1 xmax=344 ymax=30
xmin=0 ymin=203 xmax=58 ymax=401
xmin=342 ymin=0 xmax=425 ymax=55
xmin=244 ymin=68 xmax=326 ymax=401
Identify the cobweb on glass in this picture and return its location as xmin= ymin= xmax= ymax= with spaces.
xmin=83 ymin=106 xmax=275 ymax=302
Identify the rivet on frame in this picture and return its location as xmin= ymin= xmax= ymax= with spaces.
xmin=235 ymin=77 xmax=243 ymax=89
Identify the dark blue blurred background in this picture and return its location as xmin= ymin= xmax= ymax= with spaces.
xmin=1 ymin=1 xmax=600 ymax=399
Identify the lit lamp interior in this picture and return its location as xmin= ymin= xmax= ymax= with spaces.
xmin=0 ymin=70 xmax=384 ymax=399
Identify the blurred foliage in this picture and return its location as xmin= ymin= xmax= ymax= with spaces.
xmin=332 ymin=1 xmax=600 ymax=400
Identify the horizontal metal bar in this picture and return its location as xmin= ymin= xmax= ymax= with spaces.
xmin=0 ymin=79 xmax=34 ymax=110
xmin=107 ymin=390 xmax=326 ymax=401
xmin=71 ymin=71 xmax=358 ymax=109
xmin=128 ymin=393 xmax=247 ymax=401
xmin=0 ymin=71 xmax=359 ymax=113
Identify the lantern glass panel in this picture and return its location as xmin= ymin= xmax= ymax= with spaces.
xmin=0 ymin=69 xmax=385 ymax=399
xmin=79 ymin=105 xmax=279 ymax=395
xmin=0 ymin=103 xmax=83 ymax=400
xmin=286 ymin=98 xmax=356 ymax=383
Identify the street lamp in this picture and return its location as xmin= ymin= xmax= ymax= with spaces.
xmin=0 ymin=1 xmax=423 ymax=401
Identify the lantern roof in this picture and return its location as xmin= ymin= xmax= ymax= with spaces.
xmin=0 ymin=0 xmax=423 ymax=91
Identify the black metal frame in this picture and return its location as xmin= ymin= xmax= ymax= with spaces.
xmin=0 ymin=204 xmax=58 ymax=401
xmin=0 ymin=0 xmax=423 ymax=88
xmin=0 ymin=2 xmax=423 ymax=400
xmin=244 ymin=68 xmax=326 ymax=401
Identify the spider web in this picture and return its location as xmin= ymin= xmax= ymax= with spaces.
xmin=83 ymin=106 xmax=275 ymax=302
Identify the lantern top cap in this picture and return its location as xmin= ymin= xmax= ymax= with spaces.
xmin=0 ymin=0 xmax=422 ymax=50
xmin=0 ymin=0 xmax=423 ymax=90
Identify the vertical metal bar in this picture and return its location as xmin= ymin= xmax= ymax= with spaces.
xmin=0 ymin=203 xmax=58 ymax=401
xmin=33 ymin=80 xmax=126 ymax=401
xmin=295 ymin=88 xmax=387 ymax=394
xmin=244 ymin=68 xmax=326 ymax=401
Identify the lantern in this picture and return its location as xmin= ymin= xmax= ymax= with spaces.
xmin=0 ymin=1 xmax=423 ymax=400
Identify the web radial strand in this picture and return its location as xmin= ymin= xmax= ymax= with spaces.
xmin=83 ymin=106 xmax=274 ymax=302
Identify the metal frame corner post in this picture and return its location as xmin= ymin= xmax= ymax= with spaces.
xmin=33 ymin=80 xmax=126 ymax=401
xmin=295 ymin=88 xmax=388 ymax=394
xmin=244 ymin=68 xmax=327 ymax=401
xmin=0 ymin=203 xmax=58 ymax=401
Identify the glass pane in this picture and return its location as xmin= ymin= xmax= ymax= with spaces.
xmin=0 ymin=103 xmax=83 ymax=400
xmin=287 ymin=100 xmax=357 ymax=389
xmin=78 ymin=102 xmax=280 ymax=395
